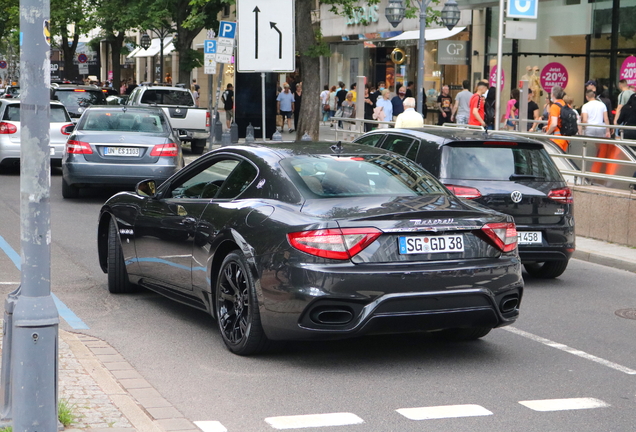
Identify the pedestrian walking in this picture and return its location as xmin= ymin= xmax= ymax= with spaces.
xmin=336 ymin=82 xmax=348 ymax=109
xmin=395 ymin=97 xmax=424 ymax=128
xmin=617 ymin=93 xmax=636 ymax=140
xmin=544 ymin=85 xmax=569 ymax=151
xmin=363 ymin=86 xmax=375 ymax=132
xmin=437 ymin=85 xmax=453 ymax=125
xmin=521 ymin=88 xmax=541 ymax=132
xmin=293 ymin=82 xmax=302 ymax=132
xmin=328 ymin=85 xmax=338 ymax=123
xmin=614 ymin=79 xmax=634 ymax=127
xmin=468 ymin=81 xmax=488 ymax=127
xmin=221 ymin=83 xmax=234 ymax=129
xmin=391 ymin=85 xmax=406 ymax=120
xmin=341 ymin=91 xmax=356 ymax=140
xmin=350 ymin=82 xmax=357 ymax=102
xmin=374 ymin=89 xmax=393 ymax=128
xmin=320 ymin=85 xmax=330 ymax=125
xmin=504 ymin=88 xmax=519 ymax=130
xmin=484 ymin=87 xmax=496 ymax=130
xmin=276 ymin=83 xmax=295 ymax=132
xmin=370 ymin=81 xmax=385 ymax=105
xmin=451 ymin=80 xmax=471 ymax=124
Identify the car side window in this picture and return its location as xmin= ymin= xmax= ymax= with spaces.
xmin=354 ymin=134 xmax=384 ymax=147
xmin=168 ymin=159 xmax=240 ymax=199
xmin=216 ymin=161 xmax=258 ymax=199
xmin=380 ymin=134 xmax=416 ymax=157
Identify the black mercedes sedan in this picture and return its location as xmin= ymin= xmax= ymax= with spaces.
xmin=98 ymin=142 xmax=523 ymax=355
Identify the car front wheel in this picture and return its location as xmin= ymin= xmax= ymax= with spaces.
xmin=215 ymin=251 xmax=269 ymax=356
xmin=524 ymin=260 xmax=569 ymax=279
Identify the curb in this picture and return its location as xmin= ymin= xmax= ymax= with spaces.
xmin=62 ymin=331 xmax=198 ymax=432
xmin=573 ymin=249 xmax=636 ymax=274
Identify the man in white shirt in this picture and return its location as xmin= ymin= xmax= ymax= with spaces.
xmin=395 ymin=97 xmax=424 ymax=128
xmin=581 ymin=90 xmax=610 ymax=138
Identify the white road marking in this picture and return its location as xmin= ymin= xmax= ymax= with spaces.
xmin=0 ymin=282 xmax=19 ymax=285
xmin=265 ymin=413 xmax=364 ymax=429
xmin=194 ymin=421 xmax=228 ymax=432
xmin=397 ymin=404 xmax=493 ymax=420
xmin=519 ymin=397 xmax=610 ymax=412
xmin=503 ymin=326 xmax=636 ymax=375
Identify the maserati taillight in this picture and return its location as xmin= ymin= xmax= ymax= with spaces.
xmin=481 ymin=222 xmax=517 ymax=253
xmin=287 ymin=228 xmax=382 ymax=260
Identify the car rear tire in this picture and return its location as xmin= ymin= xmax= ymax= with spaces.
xmin=215 ymin=251 xmax=269 ymax=356
xmin=191 ymin=139 xmax=206 ymax=155
xmin=62 ymin=178 xmax=80 ymax=199
xmin=107 ymin=219 xmax=135 ymax=293
xmin=437 ymin=326 xmax=492 ymax=341
xmin=524 ymin=260 xmax=569 ymax=279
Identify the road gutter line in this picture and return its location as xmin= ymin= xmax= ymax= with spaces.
xmin=503 ymin=326 xmax=636 ymax=375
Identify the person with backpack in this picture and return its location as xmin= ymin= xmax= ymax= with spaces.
xmin=484 ymin=86 xmax=496 ymax=129
xmin=617 ymin=93 xmax=636 ymax=140
xmin=544 ymin=85 xmax=575 ymax=151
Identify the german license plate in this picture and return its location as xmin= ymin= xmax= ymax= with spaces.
xmin=104 ymin=147 xmax=140 ymax=156
xmin=398 ymin=235 xmax=464 ymax=255
xmin=517 ymin=231 xmax=542 ymax=244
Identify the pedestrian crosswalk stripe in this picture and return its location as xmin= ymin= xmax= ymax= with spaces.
xmin=519 ymin=397 xmax=610 ymax=412
xmin=396 ymin=404 xmax=493 ymax=420
xmin=265 ymin=413 xmax=364 ymax=429
xmin=194 ymin=420 xmax=228 ymax=432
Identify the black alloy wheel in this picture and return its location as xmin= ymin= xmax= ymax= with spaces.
xmin=215 ymin=251 xmax=268 ymax=355
xmin=524 ymin=260 xmax=569 ymax=279
xmin=107 ymin=219 xmax=135 ymax=293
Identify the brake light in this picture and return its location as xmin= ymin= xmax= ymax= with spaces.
xmin=66 ymin=140 xmax=93 ymax=154
xmin=102 ymin=89 xmax=108 ymax=93
xmin=206 ymin=111 xmax=210 ymax=127
xmin=60 ymin=123 xmax=74 ymax=135
xmin=548 ymin=187 xmax=573 ymax=204
xmin=73 ymin=89 xmax=86 ymax=92
xmin=445 ymin=184 xmax=482 ymax=199
xmin=481 ymin=222 xmax=517 ymax=253
xmin=287 ymin=228 xmax=382 ymax=260
xmin=0 ymin=122 xmax=17 ymax=134
xmin=150 ymin=142 xmax=179 ymax=157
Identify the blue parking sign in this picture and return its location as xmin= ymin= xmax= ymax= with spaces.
xmin=507 ymin=0 xmax=538 ymax=19
xmin=219 ymin=21 xmax=236 ymax=39
xmin=204 ymin=40 xmax=217 ymax=54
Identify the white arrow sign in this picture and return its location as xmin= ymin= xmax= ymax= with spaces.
xmin=237 ymin=0 xmax=295 ymax=72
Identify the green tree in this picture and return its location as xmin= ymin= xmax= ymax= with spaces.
xmin=50 ymin=0 xmax=97 ymax=82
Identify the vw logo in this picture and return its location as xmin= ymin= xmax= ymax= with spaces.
xmin=511 ymin=190 xmax=523 ymax=203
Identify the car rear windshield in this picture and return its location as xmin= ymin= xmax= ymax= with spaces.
xmin=140 ymin=90 xmax=194 ymax=106
xmin=80 ymin=111 xmax=168 ymax=133
xmin=443 ymin=144 xmax=562 ymax=181
xmin=3 ymin=104 xmax=70 ymax=123
xmin=282 ymin=154 xmax=447 ymax=198
xmin=56 ymin=90 xmax=105 ymax=106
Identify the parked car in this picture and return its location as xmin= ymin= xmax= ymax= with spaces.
xmin=126 ymin=84 xmax=210 ymax=154
xmin=51 ymin=84 xmax=108 ymax=120
xmin=62 ymin=106 xmax=184 ymax=198
xmin=354 ymin=127 xmax=575 ymax=278
xmin=2 ymin=86 xmax=20 ymax=99
xmin=97 ymin=142 xmax=523 ymax=356
xmin=0 ymin=99 xmax=73 ymax=168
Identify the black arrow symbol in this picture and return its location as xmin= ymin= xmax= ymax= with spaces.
xmin=270 ymin=22 xmax=282 ymax=59
xmin=253 ymin=6 xmax=260 ymax=59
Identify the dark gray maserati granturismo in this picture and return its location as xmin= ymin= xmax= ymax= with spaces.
xmin=97 ymin=142 xmax=523 ymax=355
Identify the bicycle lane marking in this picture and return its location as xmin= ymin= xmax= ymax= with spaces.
xmin=0 ymin=234 xmax=89 ymax=330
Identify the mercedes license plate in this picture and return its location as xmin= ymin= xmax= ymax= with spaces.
xmin=517 ymin=231 xmax=542 ymax=244
xmin=398 ymin=235 xmax=464 ymax=255
xmin=104 ymin=147 xmax=140 ymax=157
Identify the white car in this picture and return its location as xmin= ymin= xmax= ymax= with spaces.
xmin=0 ymin=99 xmax=73 ymax=168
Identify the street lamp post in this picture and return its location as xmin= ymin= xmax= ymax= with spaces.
xmin=385 ymin=0 xmax=461 ymax=115
xmin=140 ymin=27 xmax=175 ymax=84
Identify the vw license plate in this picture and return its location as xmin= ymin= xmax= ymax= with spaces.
xmin=517 ymin=231 xmax=542 ymax=244
xmin=104 ymin=147 xmax=140 ymax=156
xmin=398 ymin=235 xmax=464 ymax=255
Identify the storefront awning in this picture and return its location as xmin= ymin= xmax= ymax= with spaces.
xmin=386 ymin=26 xmax=466 ymax=42
xmin=133 ymin=36 xmax=174 ymax=58
xmin=127 ymin=47 xmax=141 ymax=58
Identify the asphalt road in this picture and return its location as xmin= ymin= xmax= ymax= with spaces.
xmin=1 ymin=165 xmax=635 ymax=432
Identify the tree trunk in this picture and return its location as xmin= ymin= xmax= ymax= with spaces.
xmin=295 ymin=0 xmax=321 ymax=141
xmin=61 ymin=34 xmax=79 ymax=82
xmin=175 ymin=24 xmax=198 ymax=85
xmin=109 ymin=32 xmax=125 ymax=89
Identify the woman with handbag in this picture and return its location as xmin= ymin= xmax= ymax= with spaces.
xmin=320 ymin=85 xmax=330 ymax=125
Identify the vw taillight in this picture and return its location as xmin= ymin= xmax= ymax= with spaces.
xmin=66 ymin=140 xmax=93 ymax=154
xmin=548 ymin=187 xmax=573 ymax=204
xmin=60 ymin=123 xmax=74 ymax=135
xmin=445 ymin=184 xmax=482 ymax=199
xmin=481 ymin=222 xmax=518 ymax=253
xmin=287 ymin=228 xmax=382 ymax=260
xmin=0 ymin=122 xmax=17 ymax=134
xmin=150 ymin=142 xmax=179 ymax=157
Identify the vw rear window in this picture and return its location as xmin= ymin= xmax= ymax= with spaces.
xmin=282 ymin=154 xmax=447 ymax=198
xmin=56 ymin=90 xmax=105 ymax=106
xmin=3 ymin=104 xmax=71 ymax=122
xmin=140 ymin=90 xmax=194 ymax=106
xmin=443 ymin=145 xmax=562 ymax=181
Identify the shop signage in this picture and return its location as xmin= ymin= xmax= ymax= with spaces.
xmin=540 ymin=62 xmax=568 ymax=93
xmin=507 ymin=0 xmax=538 ymax=19
xmin=489 ymin=65 xmax=505 ymax=90
xmin=346 ymin=5 xmax=379 ymax=26
xmin=620 ymin=56 xmax=636 ymax=86
xmin=437 ymin=41 xmax=469 ymax=65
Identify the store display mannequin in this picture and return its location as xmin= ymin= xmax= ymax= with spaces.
xmin=520 ymin=66 xmax=542 ymax=104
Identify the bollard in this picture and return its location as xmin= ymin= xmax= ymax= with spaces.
xmin=245 ymin=130 xmax=255 ymax=143
xmin=301 ymin=132 xmax=312 ymax=141
xmin=246 ymin=123 xmax=255 ymax=141
xmin=230 ymin=122 xmax=239 ymax=144
xmin=272 ymin=130 xmax=283 ymax=141
xmin=0 ymin=288 xmax=19 ymax=424
xmin=214 ymin=114 xmax=223 ymax=143
xmin=221 ymin=131 xmax=232 ymax=147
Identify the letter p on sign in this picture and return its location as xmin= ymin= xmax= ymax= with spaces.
xmin=219 ymin=21 xmax=236 ymax=39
